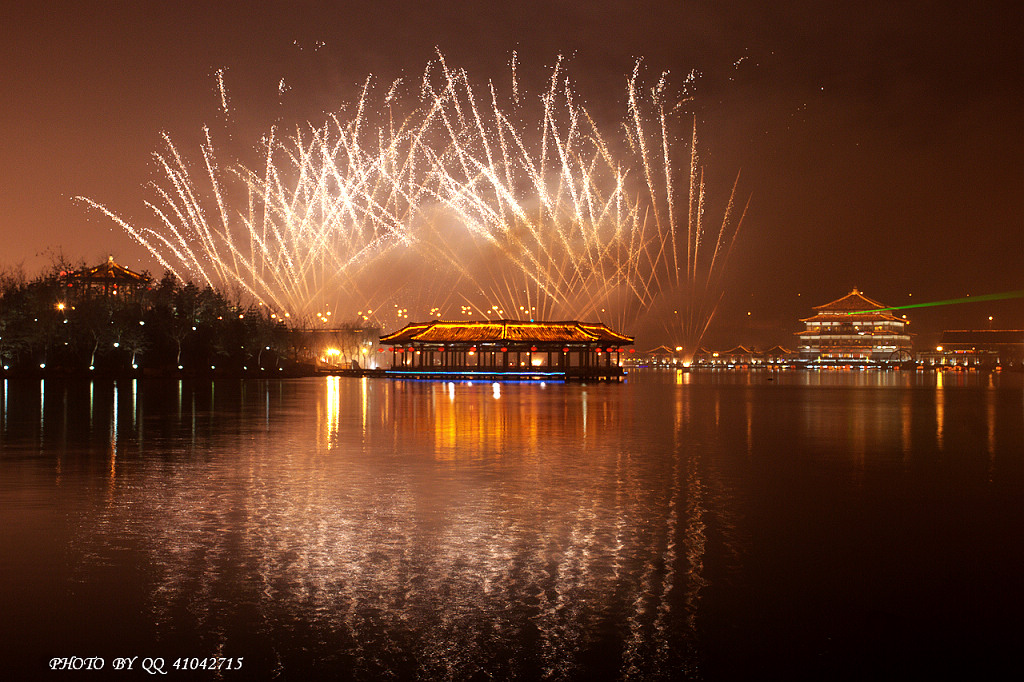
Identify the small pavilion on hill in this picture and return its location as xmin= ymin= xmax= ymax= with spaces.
xmin=379 ymin=319 xmax=634 ymax=380
xmin=796 ymin=288 xmax=913 ymax=364
xmin=68 ymin=256 xmax=150 ymax=299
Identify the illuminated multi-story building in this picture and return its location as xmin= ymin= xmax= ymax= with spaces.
xmin=796 ymin=288 xmax=913 ymax=364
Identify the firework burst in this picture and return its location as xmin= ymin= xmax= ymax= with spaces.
xmin=80 ymin=55 xmax=747 ymax=345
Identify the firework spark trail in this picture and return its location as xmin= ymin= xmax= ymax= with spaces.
xmin=621 ymin=71 xmax=748 ymax=355
xmin=84 ymin=88 xmax=445 ymax=323
xmin=418 ymin=58 xmax=656 ymax=326
xmin=80 ymin=56 xmax=746 ymax=343
xmin=216 ymin=68 xmax=230 ymax=117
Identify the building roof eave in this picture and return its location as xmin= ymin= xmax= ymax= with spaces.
xmin=380 ymin=319 xmax=634 ymax=346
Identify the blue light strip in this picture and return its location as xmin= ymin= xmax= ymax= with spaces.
xmin=386 ymin=369 xmax=566 ymax=377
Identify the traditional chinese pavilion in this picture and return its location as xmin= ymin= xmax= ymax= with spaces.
xmin=379 ymin=319 xmax=634 ymax=380
xmin=68 ymin=256 xmax=150 ymax=299
xmin=796 ymin=288 xmax=913 ymax=364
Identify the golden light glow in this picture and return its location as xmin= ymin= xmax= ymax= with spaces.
xmin=324 ymin=376 xmax=339 ymax=447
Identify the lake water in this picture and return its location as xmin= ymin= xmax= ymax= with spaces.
xmin=1 ymin=370 xmax=1022 ymax=679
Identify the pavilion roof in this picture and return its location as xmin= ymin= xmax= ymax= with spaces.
xmin=380 ymin=320 xmax=634 ymax=345
xmin=812 ymin=288 xmax=889 ymax=312
xmin=799 ymin=311 xmax=909 ymax=323
xmin=795 ymin=327 xmax=910 ymax=336
xmin=75 ymin=256 xmax=149 ymax=284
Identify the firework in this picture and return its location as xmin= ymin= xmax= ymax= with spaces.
xmin=408 ymin=55 xmax=747 ymax=351
xmin=80 ymin=79 xmax=434 ymax=325
xmin=622 ymin=63 xmax=749 ymax=356
xmin=80 ymin=55 xmax=747 ymax=347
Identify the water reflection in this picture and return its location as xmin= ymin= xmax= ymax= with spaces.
xmin=39 ymin=380 xmax=45 ymax=442
xmin=38 ymin=377 xmax=740 ymax=678
xmin=936 ymin=370 xmax=946 ymax=450
xmin=3 ymin=371 xmax=1022 ymax=678
xmin=109 ymin=381 xmax=118 ymax=484
xmin=324 ymin=375 xmax=339 ymax=448
xmin=987 ymin=390 xmax=997 ymax=479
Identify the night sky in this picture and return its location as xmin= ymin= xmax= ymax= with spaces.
xmin=2 ymin=1 xmax=1020 ymax=348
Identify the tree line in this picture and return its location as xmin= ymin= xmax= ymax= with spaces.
xmin=0 ymin=263 xmax=291 ymax=375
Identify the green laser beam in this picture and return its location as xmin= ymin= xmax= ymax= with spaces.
xmin=848 ymin=290 xmax=1024 ymax=315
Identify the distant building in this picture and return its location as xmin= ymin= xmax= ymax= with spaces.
xmin=717 ymin=345 xmax=756 ymax=366
xmin=919 ymin=330 xmax=1024 ymax=368
xmin=796 ymin=288 xmax=913 ymax=364
xmin=690 ymin=347 xmax=718 ymax=365
xmin=688 ymin=345 xmax=797 ymax=367
xmin=67 ymin=256 xmax=149 ymax=299
xmin=637 ymin=345 xmax=690 ymax=366
xmin=762 ymin=345 xmax=798 ymax=365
